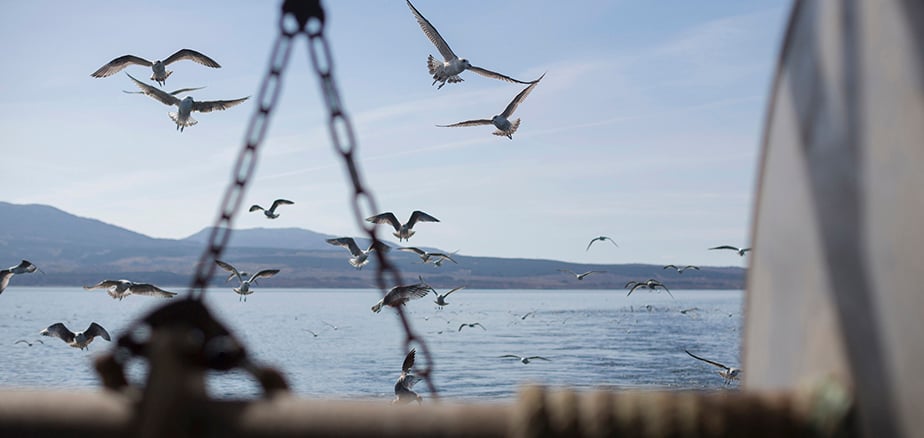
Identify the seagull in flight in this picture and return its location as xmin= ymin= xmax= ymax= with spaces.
xmin=626 ymin=279 xmax=674 ymax=299
xmin=371 ymin=278 xmax=434 ymax=313
xmin=685 ymin=350 xmax=741 ymax=384
xmin=91 ymin=49 xmax=221 ymax=86
xmin=327 ymin=237 xmax=380 ymax=269
xmin=458 ymin=322 xmax=486 ymax=332
xmin=398 ymin=247 xmax=456 ymax=265
xmin=215 ymin=260 xmax=279 ymax=302
xmin=249 ymin=199 xmax=294 ymax=219
xmin=40 ymin=322 xmax=111 ymax=350
xmin=586 ymin=236 xmax=619 ymax=251
xmin=0 ymin=260 xmax=41 ymax=295
xmin=405 ymin=0 xmax=540 ymax=89
xmin=499 ymin=354 xmax=550 ymax=364
xmin=394 ymin=348 xmax=423 ymax=404
xmin=122 ymin=86 xmax=204 ymax=96
xmin=14 ymin=339 xmax=44 ymax=347
xmin=558 ymin=269 xmax=606 ymax=280
xmin=366 ymin=211 xmax=439 ymax=242
xmin=437 ymin=74 xmax=545 ymax=139
xmin=126 ymin=73 xmax=248 ymax=132
xmin=83 ymin=279 xmax=177 ymax=300
xmin=663 ymin=264 xmax=700 ymax=273
xmin=433 ymin=286 xmax=465 ymax=309
xmin=709 ymin=245 xmax=751 ymax=256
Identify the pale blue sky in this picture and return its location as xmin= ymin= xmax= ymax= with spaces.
xmin=0 ymin=1 xmax=790 ymax=267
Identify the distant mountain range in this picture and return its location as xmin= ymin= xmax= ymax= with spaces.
xmin=0 ymin=201 xmax=745 ymax=290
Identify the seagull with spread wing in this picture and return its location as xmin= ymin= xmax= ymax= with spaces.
xmin=433 ymin=285 xmax=465 ymax=309
xmin=626 ymin=279 xmax=674 ymax=299
xmin=394 ymin=348 xmax=423 ymax=404
xmin=92 ymin=49 xmax=221 ymax=86
xmin=458 ymin=322 xmax=486 ymax=332
xmin=405 ymin=0 xmax=540 ymax=89
xmin=366 ymin=211 xmax=439 ymax=242
xmin=499 ymin=354 xmax=550 ymax=364
xmin=709 ymin=245 xmax=751 ymax=256
xmin=83 ymin=279 xmax=177 ymax=300
xmin=371 ymin=278 xmax=434 ymax=313
xmin=249 ymin=199 xmax=294 ymax=219
xmin=685 ymin=349 xmax=741 ymax=384
xmin=0 ymin=260 xmax=41 ymax=295
xmin=326 ymin=237 xmax=380 ymax=269
xmin=558 ymin=269 xmax=606 ymax=280
xmin=586 ymin=236 xmax=619 ymax=251
xmin=126 ymin=73 xmax=248 ymax=131
xmin=398 ymin=247 xmax=456 ymax=265
xmin=663 ymin=264 xmax=700 ymax=273
xmin=40 ymin=322 xmax=111 ymax=350
xmin=437 ymin=74 xmax=544 ymax=139
xmin=215 ymin=260 xmax=279 ymax=302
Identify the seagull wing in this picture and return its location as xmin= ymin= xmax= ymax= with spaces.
xmin=585 ymin=239 xmax=598 ymax=251
xmin=709 ymin=245 xmax=740 ymax=251
xmin=499 ymin=354 xmax=522 ymax=360
xmin=366 ymin=212 xmax=401 ymax=231
xmin=41 ymin=323 xmax=75 ymax=343
xmin=405 ymin=0 xmax=457 ymax=61
xmin=407 ymin=210 xmax=440 ymax=228
xmin=85 ymin=322 xmax=112 ymax=342
xmin=13 ymin=260 xmax=39 ymax=274
xmin=126 ymin=73 xmax=180 ymax=106
xmin=558 ymin=269 xmax=577 ymax=277
xmin=685 ymin=350 xmax=730 ymax=371
xmin=467 ymin=65 xmax=537 ymax=85
xmin=436 ymin=119 xmax=493 ymax=128
xmin=663 ymin=265 xmax=678 ymax=270
xmin=683 ymin=265 xmax=700 ymax=271
xmin=127 ymin=283 xmax=177 ymax=298
xmin=191 ymin=96 xmax=249 ymax=113
xmin=162 ymin=49 xmax=222 ymax=68
xmin=91 ymin=55 xmax=153 ymax=78
xmin=398 ymin=247 xmax=427 ymax=257
xmin=249 ymin=205 xmax=265 ymax=212
xmin=215 ymin=260 xmax=243 ymax=283
xmin=0 ymin=271 xmax=13 ymax=293
xmin=430 ymin=253 xmax=457 ymax=263
xmin=626 ymin=283 xmax=645 ymax=296
xmin=443 ymin=286 xmax=465 ymax=298
xmin=658 ymin=283 xmax=675 ymax=299
xmin=83 ymin=280 xmax=121 ymax=290
xmin=249 ymin=269 xmax=280 ymax=282
xmin=500 ymin=73 xmax=544 ymax=118
xmin=327 ymin=237 xmax=363 ymax=257
xmin=402 ymin=348 xmax=417 ymax=373
xmin=473 ymin=322 xmax=486 ymax=330
xmin=528 ymin=356 xmax=551 ymax=361
xmin=269 ymin=199 xmax=295 ymax=212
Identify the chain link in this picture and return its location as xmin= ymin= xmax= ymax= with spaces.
xmin=187 ymin=0 xmax=439 ymax=400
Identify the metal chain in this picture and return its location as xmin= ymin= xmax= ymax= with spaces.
xmin=187 ymin=0 xmax=439 ymax=399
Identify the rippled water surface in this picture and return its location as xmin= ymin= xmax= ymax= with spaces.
xmin=0 ymin=287 xmax=742 ymax=401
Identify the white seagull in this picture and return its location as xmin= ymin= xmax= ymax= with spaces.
xmin=586 ymin=236 xmax=619 ymax=251
xmin=558 ymin=269 xmax=606 ymax=280
xmin=14 ymin=339 xmax=44 ymax=347
xmin=433 ymin=286 xmax=465 ymax=309
xmin=126 ymin=73 xmax=249 ymax=132
xmin=394 ymin=348 xmax=423 ymax=404
xmin=626 ymin=279 xmax=674 ymax=299
xmin=326 ymin=237 xmax=379 ymax=269
xmin=499 ymin=354 xmax=550 ymax=364
xmin=83 ymin=279 xmax=177 ymax=300
xmin=405 ymin=0 xmax=540 ymax=89
xmin=40 ymin=322 xmax=111 ymax=350
xmin=458 ymin=322 xmax=486 ymax=332
xmin=371 ymin=279 xmax=433 ymax=313
xmin=663 ymin=264 xmax=700 ymax=273
xmin=215 ymin=260 xmax=279 ymax=302
xmin=437 ymin=74 xmax=544 ymax=139
xmin=685 ymin=350 xmax=741 ymax=384
xmin=249 ymin=199 xmax=294 ymax=219
xmin=398 ymin=247 xmax=456 ymax=265
xmin=709 ymin=245 xmax=751 ymax=256
xmin=0 ymin=259 xmax=41 ymax=295
xmin=91 ymin=49 xmax=221 ymax=86
xmin=366 ymin=211 xmax=439 ymax=242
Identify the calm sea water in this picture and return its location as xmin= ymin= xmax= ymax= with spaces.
xmin=0 ymin=287 xmax=742 ymax=401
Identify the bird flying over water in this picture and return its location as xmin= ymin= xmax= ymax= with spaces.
xmin=405 ymin=0 xmax=540 ymax=89
xmin=433 ymin=286 xmax=464 ymax=309
xmin=626 ymin=279 xmax=674 ymax=299
xmin=326 ymin=237 xmax=380 ymax=269
xmin=126 ymin=73 xmax=248 ymax=132
xmin=14 ymin=339 xmax=44 ymax=347
xmin=709 ymin=245 xmax=751 ymax=256
xmin=663 ymin=264 xmax=700 ymax=273
xmin=685 ymin=349 xmax=741 ymax=384
xmin=216 ymin=260 xmax=279 ymax=302
xmin=40 ymin=322 xmax=111 ymax=350
xmin=83 ymin=279 xmax=177 ymax=300
xmin=458 ymin=322 xmax=486 ymax=332
xmin=499 ymin=354 xmax=550 ymax=364
xmin=91 ymin=49 xmax=221 ymax=86
xmin=558 ymin=269 xmax=606 ymax=280
xmin=398 ymin=247 xmax=456 ymax=265
xmin=371 ymin=279 xmax=433 ymax=313
xmin=586 ymin=236 xmax=619 ymax=251
xmin=437 ymin=74 xmax=545 ymax=139
xmin=0 ymin=260 xmax=41 ymax=295
xmin=394 ymin=348 xmax=423 ymax=404
xmin=366 ymin=211 xmax=439 ymax=242
xmin=249 ymin=199 xmax=294 ymax=219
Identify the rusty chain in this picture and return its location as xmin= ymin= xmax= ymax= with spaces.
xmin=186 ymin=0 xmax=439 ymax=400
